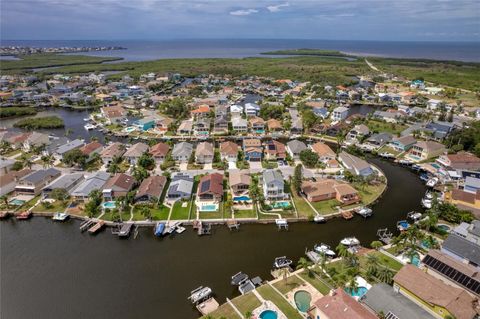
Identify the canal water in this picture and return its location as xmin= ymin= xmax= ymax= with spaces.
xmin=0 ymin=158 xmax=425 ymax=319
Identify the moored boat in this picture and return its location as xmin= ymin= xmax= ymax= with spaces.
xmin=397 ymin=220 xmax=410 ymax=231
xmin=188 ymin=286 xmax=212 ymax=304
xmin=154 ymin=222 xmax=165 ymax=237
xmin=314 ymin=244 xmax=336 ymax=257
xmin=231 ymin=272 xmax=249 ymax=286
xmin=426 ymin=177 xmax=439 ymax=188
xmin=15 ymin=211 xmax=32 ymax=220
xmin=340 ymin=237 xmax=360 ymax=246
xmin=84 ymin=123 xmax=97 ymax=130
xmin=52 ymin=212 xmax=69 ymax=221
xmin=356 ymin=207 xmax=373 ymax=218
xmin=118 ymin=223 xmax=133 ymax=238
xmin=273 ymin=256 xmax=292 ymax=269
xmin=313 ymin=215 xmax=326 ymax=223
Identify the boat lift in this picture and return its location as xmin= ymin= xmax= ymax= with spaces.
xmin=377 ymin=228 xmax=393 ymax=244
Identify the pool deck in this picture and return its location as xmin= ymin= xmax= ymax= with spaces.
xmin=252 ymin=300 xmax=287 ymax=319
xmin=285 ymin=277 xmax=322 ymax=313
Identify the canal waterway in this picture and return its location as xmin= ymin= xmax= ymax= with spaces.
xmin=0 ymin=158 xmax=425 ymax=319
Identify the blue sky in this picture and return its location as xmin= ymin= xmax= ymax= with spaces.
xmin=2 ymin=0 xmax=479 ymax=41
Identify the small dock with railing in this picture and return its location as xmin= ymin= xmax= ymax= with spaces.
xmin=226 ymin=219 xmax=240 ymax=230
xmin=377 ymin=228 xmax=393 ymax=244
xmin=275 ymin=219 xmax=288 ymax=230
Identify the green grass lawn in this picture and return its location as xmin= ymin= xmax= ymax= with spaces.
xmin=366 ymin=120 xmax=407 ymax=135
xmin=377 ymin=145 xmax=402 ymax=157
xmin=360 ymin=251 xmax=403 ymax=271
xmin=231 ymin=292 xmax=262 ymax=316
xmin=310 ymin=199 xmax=340 ymax=215
xmin=354 ymin=182 xmax=387 ymax=206
xmin=100 ymin=210 xmax=130 ymax=221
xmin=131 ymin=205 xmax=170 ymax=221
xmin=290 ymin=187 xmax=316 ymax=218
xmin=233 ymin=209 xmax=257 ymax=219
xmin=19 ymin=196 xmax=40 ymax=211
xmin=257 ymin=285 xmax=303 ymax=319
xmin=298 ymin=271 xmax=332 ymax=295
xmin=201 ymin=302 xmax=241 ymax=319
xmin=273 ymin=275 xmax=304 ymax=294
xmin=199 ymin=210 xmax=224 ymax=219
xmin=32 ymin=200 xmax=68 ymax=213
xmin=170 ymin=200 xmax=193 ymax=220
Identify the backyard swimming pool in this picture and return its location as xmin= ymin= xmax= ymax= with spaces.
xmin=102 ymin=201 xmax=116 ymax=209
xmin=345 ymin=286 xmax=368 ymax=298
xmin=294 ymin=290 xmax=312 ymax=312
xmin=437 ymin=224 xmax=451 ymax=232
xmin=9 ymin=199 xmax=26 ymax=206
xmin=273 ymin=201 xmax=291 ymax=209
xmin=233 ymin=196 xmax=251 ymax=201
xmin=124 ymin=126 xmax=136 ymax=133
xmin=199 ymin=204 xmax=218 ymax=212
xmin=259 ymin=310 xmax=278 ymax=319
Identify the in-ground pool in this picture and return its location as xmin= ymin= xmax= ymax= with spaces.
xmin=345 ymin=286 xmax=368 ymax=298
xmin=437 ymin=224 xmax=451 ymax=232
xmin=430 ymin=163 xmax=441 ymax=169
xmin=233 ymin=196 xmax=251 ymax=201
xmin=294 ymin=290 xmax=312 ymax=312
xmin=199 ymin=204 xmax=218 ymax=212
xmin=259 ymin=310 xmax=278 ymax=319
xmin=124 ymin=126 xmax=136 ymax=133
xmin=102 ymin=201 xmax=116 ymax=209
xmin=411 ymin=255 xmax=420 ymax=267
xmin=273 ymin=201 xmax=291 ymax=209
xmin=9 ymin=199 xmax=26 ymax=206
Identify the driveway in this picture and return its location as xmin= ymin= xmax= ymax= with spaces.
xmin=249 ymin=161 xmax=262 ymax=172
xmin=228 ymin=161 xmax=237 ymax=169
xmin=203 ymin=163 xmax=213 ymax=170
xmin=179 ymin=163 xmax=188 ymax=171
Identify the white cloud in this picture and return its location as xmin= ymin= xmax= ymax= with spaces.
xmin=267 ymin=2 xmax=289 ymax=12
xmin=229 ymin=8 xmax=258 ymax=16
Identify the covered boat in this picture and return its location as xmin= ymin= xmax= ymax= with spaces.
xmin=273 ymin=256 xmax=292 ymax=269
xmin=154 ymin=222 xmax=165 ymax=237
xmin=314 ymin=244 xmax=336 ymax=257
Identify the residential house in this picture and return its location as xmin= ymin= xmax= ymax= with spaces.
xmin=266 ymin=118 xmax=283 ymax=132
xmin=308 ymin=288 xmax=377 ymax=319
xmin=100 ymin=105 xmax=126 ymax=124
xmin=194 ymin=118 xmax=210 ymax=136
xmin=155 ymin=116 xmax=173 ymax=132
xmin=177 ymin=120 xmax=193 ymax=135
xmin=42 ymin=173 xmax=85 ymax=196
xmin=172 ymin=142 xmax=193 ymax=162
xmin=310 ymin=142 xmax=336 ymax=165
xmin=195 ymin=142 xmax=214 ymax=164
xmin=424 ymin=121 xmax=456 ymax=140
xmin=219 ymin=141 xmax=239 ymax=162
xmin=347 ymin=124 xmax=370 ymax=141
xmin=102 ymin=173 xmax=136 ymax=200
xmin=70 ymin=172 xmax=110 ymax=201
xmin=197 ymin=173 xmax=223 ymax=202
xmin=55 ymin=139 xmax=85 ymax=159
xmin=312 ymin=107 xmax=329 ymax=119
xmin=0 ymin=169 xmax=32 ymax=196
xmin=286 ymin=140 xmax=307 ymax=159
xmin=408 ymin=141 xmax=446 ymax=162
xmin=23 ymin=132 xmax=50 ymax=152
xmin=441 ymin=233 xmax=480 ymax=269
xmin=100 ymin=142 xmax=126 ymax=165
xmin=149 ymin=142 xmax=170 ymax=164
xmin=213 ymin=115 xmax=228 ymax=134
xmin=15 ymin=168 xmax=61 ymax=195
xmin=134 ymin=175 xmax=167 ymax=203
xmin=133 ymin=117 xmax=156 ymax=131
xmin=124 ymin=142 xmax=149 ymax=165
xmin=262 ymin=170 xmax=285 ymax=201
xmin=373 ymin=110 xmax=403 ymax=123
xmin=393 ymin=264 xmax=479 ymax=319
xmin=229 ymin=171 xmax=251 ymax=196
xmin=244 ymin=103 xmax=260 ymax=116
xmin=289 ymin=109 xmax=303 ymax=133
xmin=190 ymin=105 xmax=210 ymax=118
xmin=365 ymin=132 xmax=393 ymax=149
xmin=362 ymin=283 xmax=435 ymax=319
xmin=167 ymin=172 xmax=194 ymax=200
xmin=437 ymin=152 xmax=480 ymax=171
xmin=301 ymin=179 xmax=360 ymax=205
xmin=452 ymin=220 xmax=480 ymax=245
xmin=80 ymin=141 xmax=103 ymax=162
xmin=389 ymin=135 xmax=417 ymax=152
xmin=243 ymin=139 xmax=262 ymax=161
xmin=231 ymin=116 xmax=248 ymax=133
xmin=331 ymin=106 xmax=349 ymax=121
xmin=338 ymin=151 xmax=374 ymax=176
xmin=230 ymin=104 xmax=243 ymax=115
xmin=264 ymin=140 xmax=287 ymax=161
xmin=249 ymin=116 xmax=265 ymax=133
xmin=0 ymin=158 xmax=15 ymax=176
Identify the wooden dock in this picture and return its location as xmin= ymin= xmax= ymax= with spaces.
xmin=79 ymin=219 xmax=95 ymax=232
xmin=377 ymin=228 xmax=393 ymax=244
xmin=196 ymin=298 xmax=219 ymax=316
xmin=342 ymin=211 xmax=354 ymax=220
xmin=88 ymin=220 xmax=105 ymax=234
xmin=226 ymin=219 xmax=240 ymax=230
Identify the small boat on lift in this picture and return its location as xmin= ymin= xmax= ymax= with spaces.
xmin=52 ymin=212 xmax=69 ymax=221
xmin=313 ymin=215 xmax=326 ymax=223
xmin=231 ymin=272 xmax=249 ymax=286
xmin=16 ymin=211 xmax=32 ymax=220
xmin=356 ymin=207 xmax=373 ymax=218
xmin=314 ymin=244 xmax=336 ymax=257
xmin=154 ymin=222 xmax=165 ymax=237
xmin=421 ymin=198 xmax=432 ymax=209
xmin=397 ymin=220 xmax=410 ymax=231
xmin=84 ymin=123 xmax=97 ymax=130
xmin=273 ymin=256 xmax=293 ymax=269
xmin=188 ymin=286 xmax=212 ymax=304
xmin=407 ymin=211 xmax=423 ymax=223
xmin=340 ymin=237 xmax=360 ymax=247
xmin=426 ymin=177 xmax=439 ymax=188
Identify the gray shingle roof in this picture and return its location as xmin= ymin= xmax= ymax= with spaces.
xmin=22 ymin=168 xmax=61 ymax=184
xmin=43 ymin=173 xmax=84 ymax=192
xmin=442 ymin=233 xmax=480 ymax=266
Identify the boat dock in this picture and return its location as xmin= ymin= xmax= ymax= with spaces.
xmin=118 ymin=223 xmax=133 ymax=238
xmin=88 ymin=220 xmax=105 ymax=234
xmin=196 ymin=298 xmax=219 ymax=316
xmin=198 ymin=223 xmax=211 ymax=235
xmin=377 ymin=228 xmax=393 ymax=244
xmin=79 ymin=219 xmax=95 ymax=232
xmin=341 ymin=211 xmax=354 ymax=220
xmin=305 ymin=249 xmax=321 ymax=263
xmin=275 ymin=219 xmax=288 ymax=230
xmin=188 ymin=286 xmax=212 ymax=304
xmin=226 ymin=219 xmax=240 ymax=230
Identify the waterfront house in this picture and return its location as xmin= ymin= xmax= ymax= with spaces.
xmin=195 ymin=142 xmax=214 ymax=164
xmin=213 ymin=115 xmax=228 ymax=134
xmin=197 ymin=173 xmax=223 ymax=202
xmin=22 ymin=132 xmax=50 ymax=152
xmin=102 ymin=173 xmax=136 ymax=200
xmin=262 ymin=170 xmax=285 ymax=201
xmin=243 ymin=139 xmax=262 ymax=161
xmin=231 ymin=116 xmax=248 ymax=133
xmin=424 ymin=121 xmax=456 ymax=140
xmin=373 ymin=110 xmax=403 ymax=123
xmin=301 ymin=179 xmax=360 ymax=205
xmin=134 ymin=175 xmax=167 ymax=203
xmin=365 ymin=132 xmax=393 ymax=149
xmin=219 ymin=141 xmax=239 ymax=162
xmin=331 ymin=106 xmax=349 ymax=121
xmin=149 ymin=142 xmax=170 ymax=164
xmin=347 ymin=124 xmax=370 ymax=141
xmin=362 ymin=283 xmax=435 ymax=319
xmin=133 ymin=117 xmax=156 ymax=131
xmin=0 ymin=169 xmax=32 ymax=196
xmin=286 ymin=140 xmax=307 ymax=159
xmin=393 ymin=264 xmax=478 ymax=319
xmin=441 ymin=233 xmax=480 ymax=269
xmin=229 ymin=171 xmax=251 ymax=196
xmin=264 ymin=140 xmax=286 ymax=161
xmin=70 ymin=172 xmax=110 ymax=201
xmin=100 ymin=105 xmax=126 ymax=124
xmin=407 ymin=141 xmax=446 ymax=162
xmin=266 ymin=118 xmax=283 ymax=132
xmin=15 ymin=168 xmax=61 ymax=196
xmin=310 ymin=142 xmax=336 ymax=163
xmin=308 ymin=288 xmax=377 ymax=319
xmin=389 ymin=135 xmax=417 ymax=152
xmin=55 ymin=139 xmax=85 ymax=159
xmin=194 ymin=118 xmax=210 ymax=136
xmin=190 ymin=105 xmax=210 ymax=118
xmin=448 ymin=177 xmax=480 ymax=211
xmin=80 ymin=141 xmax=104 ymax=162
xmin=167 ymin=172 xmax=194 ymax=200
xmin=230 ymin=104 xmax=243 ymax=115
xmin=312 ymin=107 xmax=329 ymax=119
xmin=42 ymin=173 xmax=85 ymax=196
xmin=177 ymin=120 xmax=193 ymax=135
xmin=437 ymin=152 xmax=480 ymax=171
xmin=249 ymin=116 xmax=265 ymax=133
xmin=338 ymin=151 xmax=374 ymax=176
xmin=100 ymin=142 xmax=126 ymax=165
xmin=124 ymin=142 xmax=149 ymax=165
xmin=244 ymin=103 xmax=260 ymax=116
xmin=171 ymin=142 xmax=193 ymax=163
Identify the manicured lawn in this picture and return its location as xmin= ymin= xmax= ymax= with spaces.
xmin=354 ymin=182 xmax=387 ymax=206
xmin=199 ymin=210 xmax=223 ymax=219
xmin=100 ymin=210 xmax=130 ymax=221
xmin=273 ymin=275 xmax=304 ymax=294
xmin=32 ymin=200 xmax=68 ymax=213
xmin=290 ymin=187 xmax=316 ymax=218
xmin=366 ymin=120 xmax=407 ymax=135
xmin=19 ymin=196 xmax=40 ymax=211
xmin=298 ymin=271 xmax=332 ymax=295
xmin=131 ymin=205 xmax=170 ymax=221
xmin=257 ymin=285 xmax=303 ymax=319
xmin=360 ymin=251 xmax=403 ymax=271
xmin=231 ymin=292 xmax=262 ymax=316
xmin=310 ymin=199 xmax=340 ymax=215
xmin=377 ymin=145 xmax=401 ymax=157
xmin=233 ymin=209 xmax=257 ymax=219
xmin=170 ymin=200 xmax=192 ymax=220
xmin=202 ymin=302 xmax=241 ymax=319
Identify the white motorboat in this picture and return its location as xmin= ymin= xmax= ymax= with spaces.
xmin=314 ymin=244 xmax=336 ymax=257
xmin=407 ymin=211 xmax=423 ymax=223
xmin=426 ymin=177 xmax=439 ymax=188
xmin=273 ymin=256 xmax=292 ymax=269
xmin=379 ymin=152 xmax=394 ymax=159
xmin=313 ymin=215 xmax=326 ymax=223
xmin=424 ymin=192 xmax=434 ymax=200
xmin=83 ymin=118 xmax=90 ymax=122
xmin=175 ymin=226 xmax=186 ymax=234
xmin=52 ymin=212 xmax=69 ymax=221
xmin=340 ymin=237 xmax=360 ymax=246
xmin=356 ymin=207 xmax=373 ymax=218
xmin=84 ymin=123 xmax=97 ymax=130
xmin=188 ymin=286 xmax=212 ymax=304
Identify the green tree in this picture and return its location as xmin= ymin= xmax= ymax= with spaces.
xmin=138 ymin=151 xmax=155 ymax=170
xmin=292 ymin=164 xmax=303 ymax=195
xmin=370 ymin=241 xmax=383 ymax=250
xmin=296 ymin=257 xmax=313 ymax=277
xmin=299 ymin=149 xmax=319 ymax=168
xmin=377 ymin=266 xmax=394 ymax=284
xmin=50 ymin=188 xmax=70 ymax=203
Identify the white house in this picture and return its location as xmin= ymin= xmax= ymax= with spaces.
xmin=331 ymin=106 xmax=349 ymax=121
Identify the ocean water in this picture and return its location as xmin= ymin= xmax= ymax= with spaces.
xmin=2 ymin=39 xmax=479 ymax=62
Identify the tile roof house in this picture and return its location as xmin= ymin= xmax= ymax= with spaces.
xmin=80 ymin=141 xmax=104 ymax=161
xmin=264 ymin=140 xmax=286 ymax=161
xmin=286 ymin=140 xmax=307 ymax=159
xmin=229 ymin=171 xmax=251 ymax=196
xmin=70 ymin=172 xmax=110 ymax=201
xmin=338 ymin=151 xmax=374 ymax=176
xmin=249 ymin=116 xmax=265 ymax=132
xmin=266 ymin=119 xmax=283 ymax=132
xmin=100 ymin=142 xmax=126 ymax=164
xmin=15 ymin=168 xmax=61 ymax=195
xmin=389 ymin=135 xmax=417 ymax=152
xmin=100 ymin=105 xmax=126 ymax=124
xmin=177 ymin=119 xmax=193 ymax=135
xmin=309 ymin=288 xmax=377 ymax=319
xmin=437 ymin=152 xmax=480 ymax=171
xmin=393 ymin=264 xmax=479 ymax=319
xmin=408 ymin=141 xmax=446 ymax=162
xmin=366 ymin=132 xmax=393 ymax=149
xmin=102 ymin=173 xmax=136 ymax=199
xmin=167 ymin=172 xmax=194 ymax=200
xmin=301 ymin=179 xmax=360 ymax=205
xmin=195 ymin=142 xmax=214 ymax=164
xmin=219 ymin=141 xmax=239 ymax=161
xmin=311 ymin=142 xmax=336 ymax=163
xmin=124 ymin=142 xmax=149 ymax=165
xmin=172 ymin=142 xmax=193 ymax=162
xmin=194 ymin=118 xmax=210 ymax=136
xmin=262 ymin=170 xmax=285 ymax=200
xmin=243 ymin=139 xmax=263 ymax=161
xmin=197 ymin=173 xmax=223 ymax=201
xmin=135 ymin=175 xmax=167 ymax=203
xmin=0 ymin=169 xmax=32 ymax=197
xmin=149 ymin=142 xmax=170 ymax=163
xmin=42 ymin=173 xmax=85 ymax=196
xmin=347 ymin=124 xmax=370 ymax=141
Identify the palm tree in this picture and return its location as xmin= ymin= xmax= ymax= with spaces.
xmin=0 ymin=195 xmax=9 ymax=209
xmin=41 ymin=154 xmax=54 ymax=168
xmin=377 ymin=266 xmax=394 ymax=284
xmin=245 ymin=311 xmax=253 ymax=319
xmin=280 ymin=267 xmax=290 ymax=284
xmin=336 ymin=243 xmax=349 ymax=259
xmin=21 ymin=155 xmax=33 ymax=169
xmin=366 ymin=254 xmax=380 ymax=276
xmin=370 ymin=241 xmax=383 ymax=250
xmin=347 ymin=275 xmax=359 ymax=294
xmin=425 ymin=235 xmax=439 ymax=249
xmin=296 ymin=257 xmax=313 ymax=277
